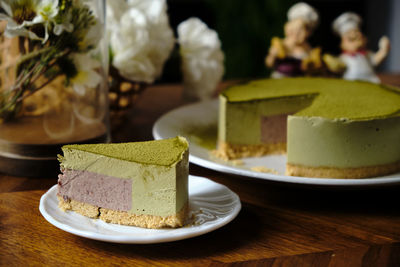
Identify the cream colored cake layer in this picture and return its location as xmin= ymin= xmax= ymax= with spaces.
xmin=214 ymin=141 xmax=286 ymax=160
xmin=58 ymin=196 xmax=188 ymax=228
xmin=286 ymin=161 xmax=400 ymax=179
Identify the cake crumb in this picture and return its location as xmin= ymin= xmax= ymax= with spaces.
xmin=210 ymin=149 xmax=229 ymax=161
xmin=210 ymin=150 xmax=244 ymax=166
xmin=251 ymin=166 xmax=278 ymax=174
xmin=231 ymin=159 xmax=244 ymax=166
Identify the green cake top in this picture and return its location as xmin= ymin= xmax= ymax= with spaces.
xmin=61 ymin=136 xmax=189 ymax=166
xmin=221 ymin=78 xmax=400 ymax=120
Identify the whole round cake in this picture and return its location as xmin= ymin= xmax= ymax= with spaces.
xmin=216 ymin=78 xmax=400 ymax=178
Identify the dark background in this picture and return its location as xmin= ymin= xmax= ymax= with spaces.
xmin=160 ymin=0 xmax=398 ymax=82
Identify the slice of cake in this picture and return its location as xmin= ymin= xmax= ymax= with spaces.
xmin=57 ymin=136 xmax=189 ymax=229
xmin=217 ymin=78 xmax=400 ymax=178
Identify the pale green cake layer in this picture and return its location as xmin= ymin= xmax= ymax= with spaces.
xmin=59 ymin=137 xmax=189 ymax=217
xmin=287 ymin=116 xmax=400 ymax=167
xmin=219 ymin=78 xmax=400 ymax=168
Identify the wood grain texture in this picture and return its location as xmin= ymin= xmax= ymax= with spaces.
xmin=1 ymin=76 xmax=400 ymax=266
xmin=1 ymin=185 xmax=400 ymax=266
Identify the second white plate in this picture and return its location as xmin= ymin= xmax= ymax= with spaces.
xmin=153 ymin=99 xmax=400 ymax=187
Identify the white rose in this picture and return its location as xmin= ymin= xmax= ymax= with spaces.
xmin=106 ymin=0 xmax=128 ymax=34
xmin=106 ymin=0 xmax=174 ymax=83
xmin=178 ymin=17 xmax=224 ymax=100
xmin=109 ymin=8 xmax=155 ymax=83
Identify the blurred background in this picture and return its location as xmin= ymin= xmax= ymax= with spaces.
xmin=161 ymin=0 xmax=400 ymax=82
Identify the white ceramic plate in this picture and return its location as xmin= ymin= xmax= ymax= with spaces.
xmin=39 ymin=175 xmax=241 ymax=244
xmin=153 ymin=99 xmax=400 ymax=187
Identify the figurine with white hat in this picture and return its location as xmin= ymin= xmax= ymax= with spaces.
xmin=328 ymin=12 xmax=390 ymax=83
xmin=265 ymin=2 xmax=323 ymax=77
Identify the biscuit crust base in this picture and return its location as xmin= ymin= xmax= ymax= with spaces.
xmin=215 ymin=142 xmax=400 ymax=179
xmin=214 ymin=141 xmax=286 ymax=160
xmin=58 ymin=196 xmax=188 ymax=229
xmin=286 ymin=161 xmax=400 ymax=179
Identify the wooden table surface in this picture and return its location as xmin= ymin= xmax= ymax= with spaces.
xmin=1 ymin=76 xmax=400 ymax=266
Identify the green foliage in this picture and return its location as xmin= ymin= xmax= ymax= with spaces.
xmin=205 ymin=0 xmax=296 ymax=79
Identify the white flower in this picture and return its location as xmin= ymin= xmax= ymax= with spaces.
xmin=79 ymin=17 xmax=102 ymax=51
xmin=53 ymin=10 xmax=74 ymax=35
xmin=105 ymin=0 xmax=127 ymax=44
xmin=0 ymin=0 xmax=40 ymax=40
xmin=106 ymin=0 xmax=128 ymax=25
xmin=178 ymin=18 xmax=224 ymax=100
xmin=31 ymin=0 xmax=59 ymax=24
xmin=70 ymin=53 xmax=102 ymax=95
xmin=128 ymin=0 xmax=175 ymax=78
xmin=110 ymin=8 xmax=154 ymax=83
xmin=34 ymin=0 xmax=59 ymax=42
xmin=0 ymin=0 xmax=59 ymax=43
xmin=106 ymin=0 xmax=174 ymax=83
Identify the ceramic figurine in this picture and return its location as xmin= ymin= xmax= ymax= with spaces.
xmin=265 ymin=2 xmax=322 ymax=77
xmin=326 ymin=12 xmax=390 ymax=83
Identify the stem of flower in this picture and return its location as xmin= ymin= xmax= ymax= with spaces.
xmin=18 ymin=37 xmax=26 ymax=55
xmin=15 ymin=46 xmax=53 ymax=75
xmin=17 ymin=73 xmax=60 ymax=102
xmin=11 ymin=61 xmax=41 ymax=92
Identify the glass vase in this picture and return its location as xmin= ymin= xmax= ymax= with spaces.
xmin=0 ymin=0 xmax=109 ymax=177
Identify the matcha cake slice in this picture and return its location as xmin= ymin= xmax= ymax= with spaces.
xmin=57 ymin=136 xmax=189 ymax=229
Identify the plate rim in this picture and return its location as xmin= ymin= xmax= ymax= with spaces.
xmin=152 ymin=99 xmax=400 ymax=187
xmin=39 ymin=175 xmax=241 ymax=244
